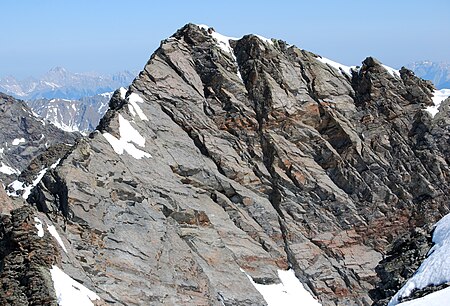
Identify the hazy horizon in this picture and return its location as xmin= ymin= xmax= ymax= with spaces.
xmin=2 ymin=0 xmax=449 ymax=79
xmin=0 ymin=66 xmax=140 ymax=80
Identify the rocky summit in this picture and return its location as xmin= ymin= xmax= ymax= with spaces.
xmin=1 ymin=23 xmax=450 ymax=306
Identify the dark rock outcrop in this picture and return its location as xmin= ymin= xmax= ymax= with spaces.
xmin=0 ymin=206 xmax=59 ymax=306
xmin=370 ymin=227 xmax=433 ymax=305
xmin=1 ymin=24 xmax=449 ymax=305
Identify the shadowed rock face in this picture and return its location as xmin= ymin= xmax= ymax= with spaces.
xmin=0 ymin=206 xmax=60 ymax=306
xmin=1 ymin=24 xmax=449 ymax=305
xmin=0 ymin=93 xmax=79 ymax=185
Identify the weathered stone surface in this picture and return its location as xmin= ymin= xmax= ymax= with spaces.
xmin=0 ymin=206 xmax=60 ymax=306
xmin=1 ymin=24 xmax=449 ymax=305
xmin=370 ymin=227 xmax=433 ymax=305
xmin=0 ymin=184 xmax=18 ymax=214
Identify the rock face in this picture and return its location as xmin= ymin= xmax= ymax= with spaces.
xmin=1 ymin=24 xmax=450 ymax=305
xmin=0 ymin=206 xmax=60 ymax=306
xmin=0 ymin=93 xmax=79 ymax=185
xmin=0 ymin=185 xmax=17 ymax=214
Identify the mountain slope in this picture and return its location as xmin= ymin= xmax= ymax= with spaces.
xmin=0 ymin=93 xmax=79 ymax=187
xmin=1 ymin=24 xmax=450 ymax=306
xmin=26 ymin=93 xmax=112 ymax=134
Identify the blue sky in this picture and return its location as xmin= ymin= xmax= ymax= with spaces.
xmin=1 ymin=0 xmax=449 ymax=78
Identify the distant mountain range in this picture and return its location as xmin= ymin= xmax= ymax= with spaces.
xmin=26 ymin=92 xmax=113 ymax=134
xmin=0 ymin=67 xmax=138 ymax=100
xmin=407 ymin=61 xmax=450 ymax=89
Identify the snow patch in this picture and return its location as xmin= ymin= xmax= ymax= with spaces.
xmin=103 ymin=114 xmax=151 ymax=159
xmin=47 ymin=224 xmax=67 ymax=253
xmin=198 ymin=24 xmax=273 ymax=50
xmin=34 ymin=217 xmax=44 ymax=237
xmin=33 ymin=215 xmax=66 ymax=251
xmin=397 ymin=286 xmax=450 ymax=305
xmin=12 ymin=138 xmax=25 ymax=145
xmin=100 ymin=91 xmax=113 ymax=99
xmin=241 ymin=268 xmax=321 ymax=306
xmin=50 ymin=158 xmax=61 ymax=169
xmin=119 ymin=87 xmax=127 ymax=99
xmin=50 ymin=118 xmax=81 ymax=133
xmin=389 ymin=213 xmax=450 ymax=305
xmin=43 ymin=81 xmax=61 ymax=89
xmin=50 ymin=265 xmax=100 ymax=306
xmin=31 ymin=111 xmax=46 ymax=125
xmin=127 ymin=104 xmax=136 ymax=116
xmin=0 ymin=162 xmax=19 ymax=175
xmin=22 ymin=168 xmax=48 ymax=199
xmin=98 ymin=101 xmax=108 ymax=112
xmin=382 ymin=64 xmax=401 ymax=78
xmin=7 ymin=167 xmax=48 ymax=199
xmin=197 ymin=24 xmax=244 ymax=81
xmin=425 ymin=89 xmax=450 ymax=117
xmin=255 ymin=34 xmax=274 ymax=45
xmin=316 ymin=56 xmax=356 ymax=76
xmin=197 ymin=24 xmax=238 ymax=55
xmin=7 ymin=180 xmax=25 ymax=196
xmin=119 ymin=114 xmax=146 ymax=147
xmin=0 ymin=148 xmax=3 ymax=154
xmin=127 ymin=93 xmax=148 ymax=121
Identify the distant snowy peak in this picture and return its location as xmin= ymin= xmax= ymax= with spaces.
xmin=27 ymin=92 xmax=112 ymax=134
xmin=407 ymin=61 xmax=450 ymax=89
xmin=0 ymin=68 xmax=137 ymax=100
xmin=424 ymin=89 xmax=450 ymax=117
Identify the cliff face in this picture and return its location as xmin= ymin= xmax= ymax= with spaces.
xmin=1 ymin=24 xmax=449 ymax=306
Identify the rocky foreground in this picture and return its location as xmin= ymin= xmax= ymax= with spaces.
xmin=1 ymin=24 xmax=450 ymax=306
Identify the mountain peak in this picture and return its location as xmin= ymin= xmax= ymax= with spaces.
xmin=48 ymin=66 xmax=67 ymax=74
xmin=1 ymin=23 xmax=450 ymax=306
